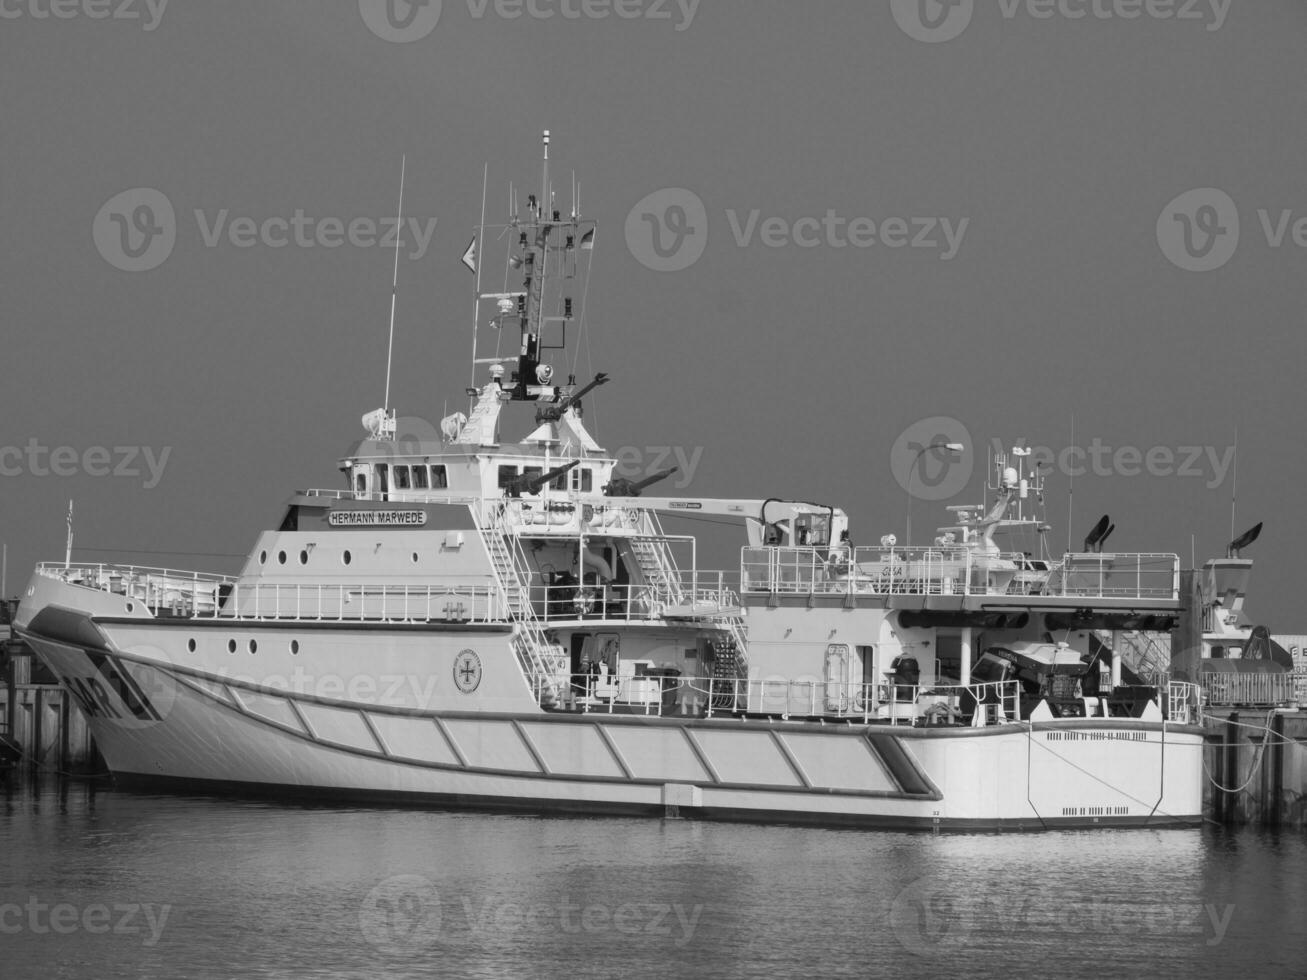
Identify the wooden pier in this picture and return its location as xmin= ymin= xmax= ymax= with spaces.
xmin=1203 ymin=709 xmax=1307 ymax=828
xmin=1 ymin=614 xmax=104 ymax=777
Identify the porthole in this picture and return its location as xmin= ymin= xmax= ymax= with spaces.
xmin=187 ymin=638 xmax=196 ymax=653
xmin=299 ymin=550 xmax=309 ymax=565
xmin=278 ymin=551 xmax=287 ymax=565
xmin=227 ymin=639 xmax=237 ymax=654
xmin=412 ymin=552 xmax=419 ymax=563
xmin=125 ymin=602 xmax=134 ymax=613
xmin=259 ymin=550 xmax=267 ymax=565
xmin=248 ymin=639 xmax=258 ymax=654
xmin=343 ymin=550 xmax=352 ymax=566
xmin=290 ymin=639 xmax=300 ymax=655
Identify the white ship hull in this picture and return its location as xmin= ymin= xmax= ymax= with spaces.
xmin=16 ymin=577 xmax=1205 ymax=831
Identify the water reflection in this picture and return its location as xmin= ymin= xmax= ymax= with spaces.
xmin=1 ymin=777 xmax=1302 ymax=980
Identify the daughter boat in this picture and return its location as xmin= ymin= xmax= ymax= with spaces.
xmin=14 ymin=134 xmax=1211 ymax=829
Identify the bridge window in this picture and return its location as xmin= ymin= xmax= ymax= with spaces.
xmin=498 ymin=465 xmax=519 ymax=489
xmin=355 ymin=473 xmax=366 ymax=494
xmin=431 ymin=465 xmax=448 ymax=489
xmin=572 ymin=468 xmax=593 ymax=492
xmin=412 ymin=466 xmax=429 ymax=490
xmin=394 ymin=465 xmax=411 ymax=490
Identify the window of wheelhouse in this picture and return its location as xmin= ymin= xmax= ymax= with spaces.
xmin=354 ymin=472 xmax=367 ymax=495
xmin=376 ymin=464 xmax=389 ymax=498
xmin=498 ymin=464 xmax=519 ymax=490
xmin=571 ymin=467 xmax=593 ymax=492
xmin=394 ymin=465 xmax=411 ymax=490
xmin=550 ymin=468 xmax=568 ymax=491
xmin=431 ymin=465 xmax=448 ymax=489
xmin=412 ymin=465 xmax=429 ymax=490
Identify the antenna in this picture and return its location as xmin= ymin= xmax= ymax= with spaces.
xmin=541 ymin=129 xmax=550 ymax=217
xmin=1230 ymin=425 xmax=1238 ymax=543
xmin=383 ymin=154 xmax=406 ymax=413
xmin=1066 ymin=414 xmax=1074 ymax=554
xmin=64 ymin=499 xmax=73 ymax=569
xmin=469 ymin=162 xmax=488 ymax=403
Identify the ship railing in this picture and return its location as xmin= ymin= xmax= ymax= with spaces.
xmin=739 ymin=546 xmax=1179 ymax=601
xmin=200 ymin=581 xmax=508 ymax=623
xmin=35 ymin=562 xmax=235 ymax=617
xmin=540 ymin=673 xmax=1022 ymax=724
xmin=1042 ymin=553 xmax=1180 ymax=600
xmin=1200 ymin=671 xmax=1299 ymax=709
xmin=544 ymin=672 xmax=746 ymax=717
xmin=1166 ymin=681 xmax=1203 ymax=725
xmin=528 ymin=571 xmax=741 ymax=623
xmin=749 ymin=678 xmax=1021 ymax=727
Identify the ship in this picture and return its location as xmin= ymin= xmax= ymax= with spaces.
xmin=14 ymin=133 xmax=1215 ymax=829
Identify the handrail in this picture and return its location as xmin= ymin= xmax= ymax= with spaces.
xmin=739 ymin=546 xmax=1180 ymax=601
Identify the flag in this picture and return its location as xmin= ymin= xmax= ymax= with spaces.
xmin=461 ymin=237 xmax=477 ymax=274
xmin=580 ymin=228 xmax=594 ymax=250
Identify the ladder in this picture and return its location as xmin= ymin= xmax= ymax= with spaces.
xmin=627 ymin=511 xmax=685 ymax=609
xmin=480 ymin=504 xmax=569 ymax=703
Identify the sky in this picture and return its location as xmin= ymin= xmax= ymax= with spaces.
xmin=2 ymin=0 xmax=1305 ymax=625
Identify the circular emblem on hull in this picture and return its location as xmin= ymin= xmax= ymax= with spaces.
xmin=453 ymin=649 xmax=482 ymax=693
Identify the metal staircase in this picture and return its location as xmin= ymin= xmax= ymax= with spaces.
xmin=628 ymin=512 xmax=685 ymax=610
xmin=480 ymin=505 xmax=569 ymax=703
xmin=1097 ymin=629 xmax=1172 ymax=682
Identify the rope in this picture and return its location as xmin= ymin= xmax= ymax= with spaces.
xmin=1201 ymin=713 xmax=1279 ymax=794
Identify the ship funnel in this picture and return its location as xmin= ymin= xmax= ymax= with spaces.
xmin=1227 ymin=521 xmax=1262 ymax=558
xmin=1082 ymin=514 xmax=1110 ymax=553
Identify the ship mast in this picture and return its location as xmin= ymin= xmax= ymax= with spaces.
xmin=467 ymin=131 xmax=600 ymax=412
